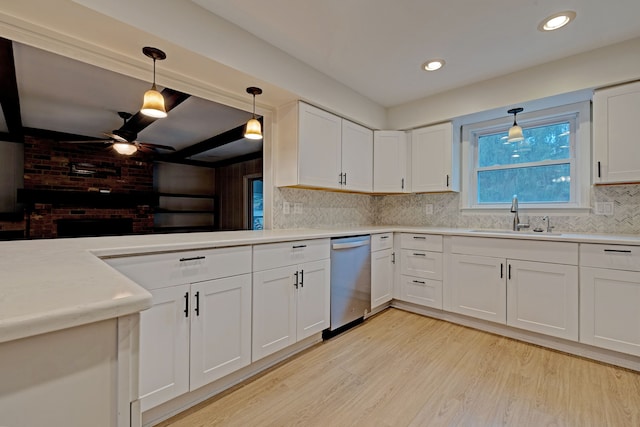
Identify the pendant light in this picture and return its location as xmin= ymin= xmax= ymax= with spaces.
xmin=244 ymin=87 xmax=263 ymax=140
xmin=140 ymin=47 xmax=168 ymax=118
xmin=507 ymin=107 xmax=524 ymax=142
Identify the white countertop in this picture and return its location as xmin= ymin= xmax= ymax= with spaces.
xmin=2 ymin=226 xmax=640 ymax=344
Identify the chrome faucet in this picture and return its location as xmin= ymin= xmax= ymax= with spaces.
xmin=510 ymin=196 xmax=529 ymax=231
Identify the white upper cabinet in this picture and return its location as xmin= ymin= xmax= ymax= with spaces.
xmin=410 ymin=122 xmax=459 ymax=193
xmin=277 ymin=101 xmax=373 ymax=192
xmin=593 ymin=81 xmax=640 ymax=184
xmin=341 ymin=120 xmax=373 ymax=192
xmin=373 ymin=131 xmax=409 ymax=193
xmin=297 ymin=102 xmax=343 ymax=189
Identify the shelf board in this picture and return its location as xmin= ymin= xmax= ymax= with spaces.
xmin=157 ymin=193 xmax=216 ymax=199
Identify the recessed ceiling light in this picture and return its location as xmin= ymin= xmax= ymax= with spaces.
xmin=422 ymin=59 xmax=445 ymax=72
xmin=538 ymin=11 xmax=576 ymax=31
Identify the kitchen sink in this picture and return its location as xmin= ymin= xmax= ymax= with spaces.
xmin=468 ymin=229 xmax=563 ymax=236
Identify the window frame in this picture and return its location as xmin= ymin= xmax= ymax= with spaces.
xmin=461 ymin=101 xmax=591 ymax=213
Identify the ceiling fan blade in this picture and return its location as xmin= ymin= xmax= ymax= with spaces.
xmin=60 ymin=140 xmax=112 ymax=144
xmin=138 ymin=142 xmax=176 ymax=151
xmin=103 ymin=132 xmax=127 ymax=142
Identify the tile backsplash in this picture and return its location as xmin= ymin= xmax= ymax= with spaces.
xmin=374 ymin=184 xmax=640 ymax=234
xmin=273 ymin=185 xmax=640 ymax=235
xmin=273 ymin=188 xmax=373 ymax=229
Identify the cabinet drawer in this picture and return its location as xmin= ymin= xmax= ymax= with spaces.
xmin=399 ymin=275 xmax=442 ymax=309
xmin=400 ymin=249 xmax=442 ymax=280
xmin=400 ymin=233 xmax=442 ymax=252
xmin=371 ymin=233 xmax=393 ymax=252
xmin=580 ymin=244 xmax=640 ymax=271
xmin=104 ymin=246 xmax=252 ymax=290
xmin=253 ymin=238 xmax=330 ymax=271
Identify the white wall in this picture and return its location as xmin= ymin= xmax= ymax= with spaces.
xmin=388 ymin=37 xmax=640 ymax=130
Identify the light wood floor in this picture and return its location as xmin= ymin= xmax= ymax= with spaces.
xmin=157 ymin=309 xmax=640 ymax=427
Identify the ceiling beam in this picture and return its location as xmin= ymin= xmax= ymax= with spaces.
xmin=165 ymin=117 xmax=262 ymax=160
xmin=120 ymin=88 xmax=190 ymax=135
xmin=159 ymin=150 xmax=262 ymax=169
xmin=0 ymin=37 xmax=24 ymax=142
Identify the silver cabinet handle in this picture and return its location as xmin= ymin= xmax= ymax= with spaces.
xmin=180 ymin=256 xmax=205 ymax=262
xmin=391 ymin=252 xmax=395 ymax=264
xmin=184 ymin=292 xmax=189 ymax=318
xmin=380 ymin=235 xmax=389 ymax=239
xmin=604 ymin=249 xmax=632 ymax=253
xmin=413 ymin=252 xmax=426 ymax=256
xmin=292 ymin=244 xmax=307 ymax=249
xmin=412 ymin=280 xmax=425 ymax=284
xmin=413 ymin=236 xmax=426 ymax=240
xmin=294 ymin=271 xmax=299 ymax=289
xmin=194 ymin=291 xmax=200 ymax=316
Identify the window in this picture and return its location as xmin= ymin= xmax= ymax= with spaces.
xmin=461 ymin=101 xmax=590 ymax=211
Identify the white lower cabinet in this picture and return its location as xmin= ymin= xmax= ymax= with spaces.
xmin=139 ymin=285 xmax=190 ymax=411
xmin=580 ymin=243 xmax=640 ymax=356
xmin=447 ymin=237 xmax=579 ymax=340
xmin=252 ymin=239 xmax=330 ymax=362
xmin=104 ymin=247 xmax=252 ymax=411
xmin=371 ymin=233 xmax=394 ymax=309
xmin=397 ymin=233 xmax=443 ymax=309
xmin=190 ymin=275 xmax=252 ymax=390
xmin=507 ymin=260 xmax=578 ymax=340
xmin=449 ymin=254 xmax=505 ymax=323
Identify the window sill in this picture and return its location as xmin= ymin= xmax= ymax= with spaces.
xmin=460 ymin=206 xmax=592 ymax=216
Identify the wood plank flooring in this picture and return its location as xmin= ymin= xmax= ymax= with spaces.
xmin=156 ymin=309 xmax=640 ymax=426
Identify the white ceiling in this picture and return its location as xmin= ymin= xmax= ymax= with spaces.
xmin=7 ymin=41 xmax=261 ymax=162
xmin=193 ymin=0 xmax=640 ymax=107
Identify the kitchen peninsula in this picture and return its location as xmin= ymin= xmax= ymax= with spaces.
xmin=2 ymin=226 xmax=640 ymax=426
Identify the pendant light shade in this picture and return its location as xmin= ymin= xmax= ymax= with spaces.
xmin=113 ymin=142 xmax=137 ymax=155
xmin=244 ymin=87 xmax=263 ymax=140
xmin=140 ymin=47 xmax=167 ymax=119
xmin=507 ymin=107 xmax=524 ymax=142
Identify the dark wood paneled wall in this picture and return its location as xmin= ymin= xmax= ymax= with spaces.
xmin=215 ymin=158 xmax=262 ymax=231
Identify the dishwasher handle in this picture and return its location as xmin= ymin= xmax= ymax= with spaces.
xmin=332 ymin=240 xmax=369 ymax=250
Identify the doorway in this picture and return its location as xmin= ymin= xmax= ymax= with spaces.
xmin=245 ymin=174 xmax=263 ymax=230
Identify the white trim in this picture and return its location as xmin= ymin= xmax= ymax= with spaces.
xmin=461 ymin=101 xmax=591 ymax=211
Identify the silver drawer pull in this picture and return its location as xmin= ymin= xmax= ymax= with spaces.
xmin=180 ymin=256 xmax=205 ymax=262
xmin=604 ymin=249 xmax=632 ymax=253
xmin=412 ymin=280 xmax=426 ymax=284
xmin=413 ymin=252 xmax=426 ymax=256
xmin=380 ymin=236 xmax=389 ymax=239
xmin=292 ymin=244 xmax=307 ymax=249
xmin=413 ymin=236 xmax=426 ymax=240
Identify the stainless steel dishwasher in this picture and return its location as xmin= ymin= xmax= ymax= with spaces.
xmin=328 ymin=235 xmax=371 ymax=333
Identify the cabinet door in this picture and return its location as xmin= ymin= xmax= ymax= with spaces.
xmin=373 ymin=131 xmax=408 ymax=193
xmin=411 ymin=122 xmax=455 ymax=193
xmin=449 ymin=254 xmax=506 ymax=323
xmin=507 ymin=260 xmax=578 ymax=340
xmin=341 ymin=120 xmax=373 ymax=192
xmin=190 ymin=274 xmax=252 ymax=390
xmin=297 ymin=259 xmax=330 ymax=339
xmin=298 ymin=102 xmax=342 ymax=189
xmin=593 ymin=81 xmax=640 ymax=184
xmin=252 ymin=267 xmax=297 ymax=361
xmin=371 ymin=248 xmax=393 ymax=308
xmin=580 ymin=267 xmax=640 ymax=356
xmin=139 ymin=285 xmax=190 ymax=412
xmin=399 ymin=275 xmax=442 ymax=309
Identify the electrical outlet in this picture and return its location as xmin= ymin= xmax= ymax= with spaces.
xmin=425 ymin=204 xmax=433 ymax=215
xmin=595 ymin=202 xmax=614 ymax=215
xmin=283 ymin=202 xmax=290 ymax=215
xmin=294 ymin=202 xmax=303 ymax=214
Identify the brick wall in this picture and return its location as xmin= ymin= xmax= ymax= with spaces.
xmin=3 ymin=134 xmax=155 ymax=239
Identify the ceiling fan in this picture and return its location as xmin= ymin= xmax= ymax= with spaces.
xmin=62 ymin=111 xmax=176 ymax=155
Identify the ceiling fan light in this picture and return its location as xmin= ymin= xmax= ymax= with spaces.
xmin=113 ymin=142 xmax=138 ymax=155
xmin=141 ymin=86 xmax=167 ymax=118
xmin=244 ymin=118 xmax=263 ymax=140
